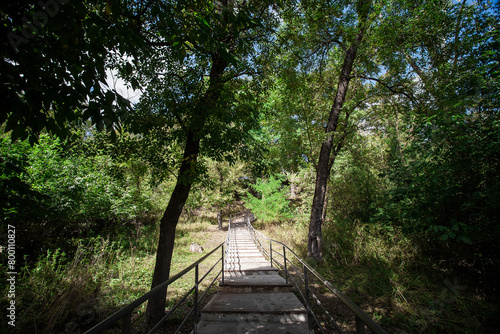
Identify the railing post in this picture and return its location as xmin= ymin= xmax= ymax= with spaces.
xmin=283 ymin=245 xmax=288 ymax=284
xmin=194 ymin=264 xmax=199 ymax=334
xmin=121 ymin=311 xmax=131 ymax=334
xmin=304 ymin=265 xmax=313 ymax=333
xmin=355 ymin=315 xmax=367 ymax=334
xmin=270 ymin=242 xmax=273 ymax=268
xmin=221 ymin=244 xmax=225 ymax=285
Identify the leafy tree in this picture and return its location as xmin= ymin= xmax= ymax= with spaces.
xmin=180 ymin=158 xmax=248 ymax=228
xmin=259 ymin=69 xmax=337 ymax=174
xmin=0 ymin=0 xmax=144 ymax=142
xmin=245 ymin=175 xmax=293 ymax=223
xmin=277 ymin=0 xmax=379 ymax=261
xmin=374 ymin=0 xmax=500 ymax=238
xmin=2 ymin=0 xmax=278 ymax=325
xmin=329 ymin=133 xmax=386 ymax=224
xmin=116 ymin=0 xmax=280 ymax=325
xmin=202 ymin=159 xmax=247 ymax=229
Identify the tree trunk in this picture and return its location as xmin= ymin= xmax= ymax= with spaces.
xmin=322 ymin=184 xmax=329 ymax=225
xmin=217 ymin=209 xmax=223 ymax=230
xmin=144 ymin=45 xmax=228 ymax=327
xmin=145 ymin=130 xmax=200 ymax=327
xmin=308 ymin=4 xmax=370 ymax=261
xmin=217 ymin=165 xmax=224 ymax=230
xmin=290 ymin=182 xmax=296 ymax=199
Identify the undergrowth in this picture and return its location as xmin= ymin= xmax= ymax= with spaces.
xmin=255 ymin=218 xmax=498 ymax=334
xmin=0 ymin=211 xmax=226 ymax=334
xmin=4 ymin=206 xmax=495 ymax=333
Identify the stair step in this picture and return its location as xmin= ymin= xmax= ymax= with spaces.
xmin=201 ymin=292 xmax=307 ymax=323
xmin=227 ymin=247 xmax=262 ymax=251
xmin=220 ymin=274 xmax=292 ymax=292
xmin=225 ymin=258 xmax=267 ymax=262
xmin=228 ymin=248 xmax=262 ymax=253
xmin=195 ymin=320 xmax=309 ymax=334
xmin=224 ymin=263 xmax=273 ymax=272
xmin=224 ymin=267 xmax=278 ymax=277
xmin=226 ymin=250 xmax=263 ymax=255
xmin=226 ymin=250 xmax=264 ymax=255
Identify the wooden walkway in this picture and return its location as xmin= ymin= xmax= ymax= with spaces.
xmin=195 ymin=218 xmax=309 ymax=333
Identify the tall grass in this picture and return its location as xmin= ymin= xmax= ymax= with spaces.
xmin=5 ymin=238 xmax=120 ymax=334
xmin=0 ymin=216 xmax=226 ymax=334
xmin=256 ymin=218 xmax=496 ymax=333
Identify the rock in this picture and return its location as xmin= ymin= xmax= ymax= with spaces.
xmin=190 ymin=242 xmax=204 ymax=253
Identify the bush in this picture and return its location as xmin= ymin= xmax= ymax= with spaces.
xmin=0 ymin=238 xmax=119 ymax=333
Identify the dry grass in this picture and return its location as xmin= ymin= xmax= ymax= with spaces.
xmin=4 ymin=210 xmax=229 ymax=334
xmin=110 ymin=214 xmax=228 ymax=333
xmin=249 ymin=219 xmax=496 ymax=334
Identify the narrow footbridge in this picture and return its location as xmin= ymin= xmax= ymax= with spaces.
xmin=86 ymin=213 xmax=387 ymax=334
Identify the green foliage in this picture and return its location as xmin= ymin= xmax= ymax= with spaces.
xmin=368 ymin=0 xmax=500 ymax=247
xmin=245 ymin=175 xmax=293 ymax=223
xmin=1 ymin=0 xmax=144 ymax=142
xmin=329 ymin=134 xmax=387 ymax=225
xmin=185 ymin=158 xmax=247 ymax=214
xmin=0 ymin=130 xmax=168 ymax=266
xmin=5 ymin=238 xmax=118 ymax=334
xmin=0 ymin=134 xmax=45 ymax=222
xmin=379 ymin=113 xmax=500 ymax=245
xmin=17 ymin=133 xmax=158 ymax=223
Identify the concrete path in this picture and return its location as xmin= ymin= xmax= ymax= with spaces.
xmin=196 ymin=218 xmax=309 ymax=334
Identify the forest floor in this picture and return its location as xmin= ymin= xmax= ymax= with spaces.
xmin=7 ymin=208 xmax=229 ymax=334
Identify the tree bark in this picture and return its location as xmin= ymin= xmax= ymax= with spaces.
xmin=217 ymin=165 xmax=224 ymax=230
xmin=308 ymin=1 xmax=370 ymax=262
xmin=217 ymin=209 xmax=223 ymax=230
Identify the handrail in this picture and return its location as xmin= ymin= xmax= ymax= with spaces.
xmin=222 ymin=214 xmax=232 ymax=285
xmin=245 ymin=216 xmax=388 ymax=334
xmin=85 ymin=241 xmax=225 ymax=334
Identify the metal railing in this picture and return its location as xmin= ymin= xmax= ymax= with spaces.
xmin=85 ymin=215 xmax=234 ymax=334
xmin=245 ymin=216 xmax=388 ymax=334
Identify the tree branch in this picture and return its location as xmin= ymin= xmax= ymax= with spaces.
xmin=350 ymin=74 xmax=416 ymax=103
xmin=221 ymin=70 xmax=263 ymax=84
xmin=147 ymin=40 xmax=174 ymax=47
